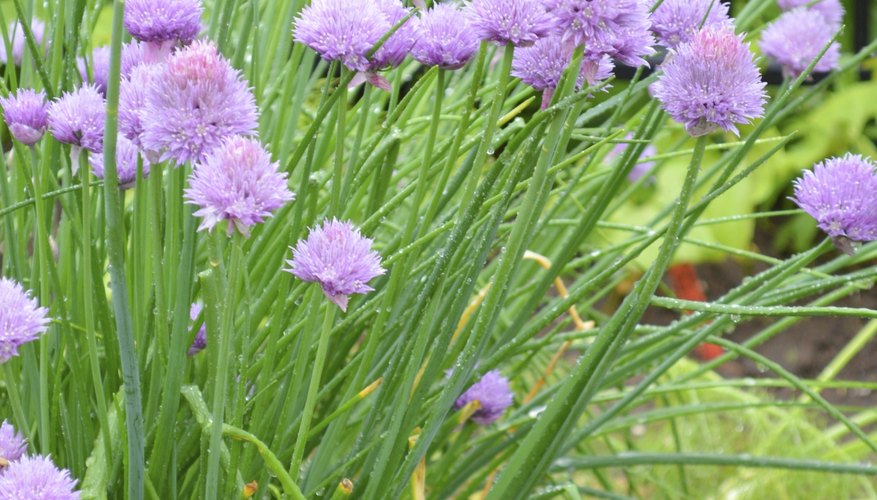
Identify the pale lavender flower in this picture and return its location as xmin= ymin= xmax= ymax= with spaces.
xmin=142 ymin=41 xmax=258 ymax=166
xmin=293 ymin=0 xmax=391 ymax=72
xmin=543 ymin=0 xmax=655 ymax=67
xmin=0 ymin=455 xmax=79 ymax=500
xmin=0 ymin=19 xmax=45 ymax=66
xmin=88 ymin=136 xmax=150 ymax=189
xmin=454 ymin=370 xmax=513 ymax=425
xmin=124 ymin=0 xmax=202 ymax=47
xmin=287 ymin=219 xmax=386 ymax=312
xmin=760 ymin=8 xmax=840 ymax=78
xmin=777 ymin=0 xmax=844 ymax=26
xmin=512 ymin=36 xmax=613 ymax=108
xmin=0 ymin=421 xmax=26 ymax=463
xmin=791 ymin=154 xmax=877 ymax=250
xmin=77 ymin=47 xmax=111 ymax=95
xmin=0 ymin=89 xmax=48 ymax=146
xmin=0 ymin=278 xmax=50 ymax=363
xmin=606 ymin=133 xmax=657 ymax=183
xmin=412 ymin=3 xmax=479 ymax=70
xmin=650 ymin=0 xmax=733 ymax=49
xmin=465 ymin=0 xmax=556 ymax=47
xmin=652 ymin=27 xmax=766 ymax=137
xmin=119 ymin=64 xmax=162 ymax=152
xmin=369 ymin=0 xmax=416 ymax=70
xmin=187 ymin=303 xmax=206 ymax=356
xmin=48 ymin=85 xmax=106 ymax=153
xmin=185 ymin=136 xmax=294 ymax=236
xmin=121 ymin=41 xmax=147 ymax=76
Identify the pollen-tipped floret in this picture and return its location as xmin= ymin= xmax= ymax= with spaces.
xmin=412 ymin=3 xmax=479 ymax=70
xmin=287 ymin=219 xmax=386 ymax=312
xmin=48 ymin=85 xmax=106 ymax=153
xmin=0 ymin=455 xmax=79 ymax=500
xmin=652 ymin=27 xmax=766 ymax=137
xmin=185 ymin=136 xmax=294 ymax=236
xmin=0 ymin=19 xmax=45 ymax=66
xmin=0 ymin=420 xmax=26 ymax=463
xmin=465 ymin=0 xmax=556 ymax=47
xmin=1 ymin=88 xmax=48 ymax=146
xmin=543 ymin=0 xmax=655 ymax=67
xmin=791 ymin=154 xmax=877 ymax=245
xmin=293 ymin=0 xmax=391 ymax=72
xmin=777 ymin=0 xmax=844 ymax=26
xmin=650 ymin=0 xmax=733 ymax=49
xmin=187 ymin=303 xmax=207 ymax=356
xmin=124 ymin=0 xmax=202 ymax=45
xmin=454 ymin=370 xmax=513 ymax=425
xmin=142 ymin=41 xmax=258 ymax=166
xmin=0 ymin=278 xmax=50 ymax=364
xmin=89 ymin=136 xmax=150 ymax=189
xmin=760 ymin=8 xmax=840 ymax=78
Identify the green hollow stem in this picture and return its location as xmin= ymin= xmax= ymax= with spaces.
xmin=3 ymin=364 xmax=27 ymax=441
xmin=404 ymin=68 xmax=444 ymax=240
xmin=329 ymin=68 xmax=348 ymax=216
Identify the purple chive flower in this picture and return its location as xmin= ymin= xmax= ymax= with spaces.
xmin=88 ymin=136 xmax=150 ymax=189
xmin=607 ymin=134 xmax=658 ymax=183
xmin=791 ymin=154 xmax=877 ymax=250
xmin=652 ymin=27 xmax=766 ymax=137
xmin=287 ymin=219 xmax=386 ymax=312
xmin=142 ymin=40 xmax=258 ymax=166
xmin=293 ymin=0 xmax=391 ymax=72
xmin=77 ymin=47 xmax=111 ymax=95
xmin=512 ymin=36 xmax=613 ymax=108
xmin=369 ymin=0 xmax=416 ymax=70
xmin=121 ymin=41 xmax=147 ymax=76
xmin=48 ymin=85 xmax=106 ymax=154
xmin=0 ymin=89 xmax=49 ymax=146
xmin=0 ymin=19 xmax=45 ymax=66
xmin=0 ymin=421 xmax=26 ymax=463
xmin=124 ymin=0 xmax=202 ymax=61
xmin=185 ymin=136 xmax=294 ymax=236
xmin=760 ymin=8 xmax=840 ymax=78
xmin=650 ymin=0 xmax=733 ymax=49
xmin=119 ymin=63 xmax=162 ymax=153
xmin=412 ymin=3 xmax=479 ymax=70
xmin=187 ymin=303 xmax=207 ymax=356
xmin=465 ymin=0 xmax=556 ymax=47
xmin=0 ymin=278 xmax=50 ymax=364
xmin=453 ymin=370 xmax=513 ymax=425
xmin=0 ymin=455 xmax=79 ymax=500
xmin=777 ymin=0 xmax=844 ymax=26
xmin=543 ymin=0 xmax=655 ymax=67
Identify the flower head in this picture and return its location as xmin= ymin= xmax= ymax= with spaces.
xmin=121 ymin=41 xmax=147 ymax=76
xmin=465 ymin=0 xmax=556 ymax=47
xmin=187 ymin=303 xmax=207 ymax=356
xmin=454 ymin=370 xmax=513 ymax=425
xmin=124 ymin=0 xmax=202 ymax=45
xmin=142 ymin=40 xmax=258 ymax=166
xmin=791 ymin=154 xmax=877 ymax=248
xmin=650 ymin=0 xmax=733 ymax=49
xmin=1 ymin=88 xmax=48 ymax=145
xmin=77 ymin=46 xmax=111 ymax=95
xmin=287 ymin=219 xmax=386 ymax=312
xmin=120 ymin=63 xmax=162 ymax=152
xmin=0 ymin=278 xmax=49 ymax=364
xmin=89 ymin=136 xmax=150 ymax=189
xmin=369 ymin=0 xmax=416 ymax=70
xmin=760 ymin=8 xmax=840 ymax=78
xmin=512 ymin=36 xmax=613 ymax=107
xmin=0 ymin=421 xmax=26 ymax=463
xmin=652 ymin=27 xmax=766 ymax=137
xmin=0 ymin=455 xmax=79 ymax=500
xmin=185 ymin=136 xmax=293 ymax=235
xmin=606 ymin=133 xmax=658 ymax=183
xmin=412 ymin=4 xmax=479 ymax=70
xmin=777 ymin=0 xmax=844 ymax=26
xmin=543 ymin=0 xmax=655 ymax=67
xmin=48 ymin=85 xmax=106 ymax=153
xmin=0 ymin=19 xmax=45 ymax=66
xmin=293 ymin=0 xmax=391 ymax=72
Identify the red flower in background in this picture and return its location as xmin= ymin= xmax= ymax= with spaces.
xmin=667 ymin=263 xmax=725 ymax=362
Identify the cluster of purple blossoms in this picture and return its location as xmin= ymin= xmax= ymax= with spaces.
xmin=0 ymin=89 xmax=48 ymax=146
xmin=777 ymin=0 xmax=844 ymax=26
xmin=0 ymin=278 xmax=50 ymax=363
xmin=287 ymin=219 xmax=386 ymax=312
xmin=89 ymin=136 xmax=151 ymax=189
xmin=185 ymin=136 xmax=294 ymax=236
xmin=48 ymin=85 xmax=106 ymax=157
xmin=760 ymin=8 xmax=840 ymax=78
xmin=0 ymin=19 xmax=45 ymax=66
xmin=412 ymin=4 xmax=479 ymax=70
xmin=0 ymin=421 xmax=26 ymax=463
xmin=653 ymin=27 xmax=766 ymax=137
xmin=0 ymin=455 xmax=79 ymax=499
xmin=294 ymin=0 xmax=391 ymax=72
xmin=466 ymin=0 xmax=556 ymax=47
xmin=512 ymin=36 xmax=613 ymax=108
xmin=119 ymin=63 xmax=162 ymax=154
xmin=650 ymin=0 xmax=733 ymax=50
xmin=791 ymin=154 xmax=877 ymax=252
xmin=187 ymin=302 xmax=207 ymax=356
xmin=454 ymin=370 xmax=513 ymax=425
xmin=124 ymin=0 xmax=202 ymax=62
